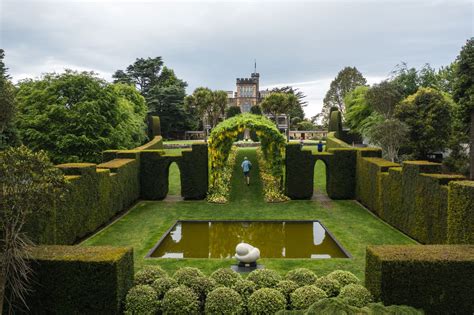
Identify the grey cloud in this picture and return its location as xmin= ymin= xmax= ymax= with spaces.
xmin=1 ymin=0 xmax=472 ymax=116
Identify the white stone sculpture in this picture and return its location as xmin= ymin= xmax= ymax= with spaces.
xmin=235 ymin=242 xmax=260 ymax=266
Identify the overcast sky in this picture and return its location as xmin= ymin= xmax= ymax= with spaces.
xmin=1 ymin=0 xmax=472 ymax=117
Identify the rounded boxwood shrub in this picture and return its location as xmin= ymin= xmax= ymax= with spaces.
xmin=314 ymin=276 xmax=341 ymax=297
xmin=173 ymin=267 xmax=205 ymax=286
xmin=248 ymin=288 xmax=286 ymax=314
xmin=290 ymin=285 xmax=328 ymax=310
xmin=232 ymin=279 xmax=257 ymax=312
xmin=306 ymin=297 xmax=361 ymax=314
xmin=162 ymin=286 xmax=200 ymax=314
xmin=326 ymin=270 xmax=359 ymax=287
xmin=205 ymin=287 xmax=243 ymax=315
xmin=210 ymin=268 xmax=242 ymax=287
xmin=151 ymin=277 xmax=178 ymax=299
xmin=134 ymin=265 xmax=168 ymax=285
xmin=276 ymin=280 xmax=299 ymax=304
xmin=125 ymin=285 xmax=160 ymax=315
xmin=338 ymin=284 xmax=373 ymax=308
xmin=285 ymin=268 xmax=318 ymax=287
xmin=185 ymin=276 xmax=219 ymax=304
xmin=247 ymin=269 xmax=282 ymax=289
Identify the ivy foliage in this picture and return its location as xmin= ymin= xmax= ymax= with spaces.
xmin=207 ymin=113 xmax=286 ymax=203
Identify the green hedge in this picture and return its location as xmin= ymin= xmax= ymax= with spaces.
xmin=10 ymin=245 xmax=134 ymax=314
xmin=366 ymin=245 xmax=474 ymax=314
xmin=448 ymin=181 xmax=474 ymax=244
xmin=147 ymin=115 xmax=161 ymax=139
xmin=24 ymin=158 xmax=141 ymax=245
xmin=328 ymin=110 xmax=342 ymax=138
xmin=326 ymin=132 xmax=351 ymax=149
xmin=285 ymin=144 xmax=356 ymax=199
xmin=285 ymin=143 xmax=316 ymax=199
xmin=140 ymin=144 xmax=208 ymax=200
xmin=326 ymin=148 xmax=356 ymax=199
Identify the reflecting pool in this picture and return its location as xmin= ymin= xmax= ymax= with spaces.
xmin=148 ymin=220 xmax=349 ymax=259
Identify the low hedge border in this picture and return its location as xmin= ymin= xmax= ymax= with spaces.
xmin=8 ymin=246 xmax=134 ymax=314
xmin=366 ymin=245 xmax=474 ymax=314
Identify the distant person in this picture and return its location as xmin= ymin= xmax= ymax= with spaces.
xmin=241 ymin=157 xmax=252 ymax=186
xmin=317 ymin=140 xmax=324 ymax=152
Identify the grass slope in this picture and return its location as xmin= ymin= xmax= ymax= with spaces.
xmin=83 ymin=147 xmax=415 ymax=279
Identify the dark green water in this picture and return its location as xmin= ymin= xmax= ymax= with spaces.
xmin=149 ymin=221 xmax=349 ymax=259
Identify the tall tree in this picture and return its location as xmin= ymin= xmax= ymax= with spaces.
xmin=271 ymin=86 xmax=307 ymax=120
xmin=366 ymin=80 xmax=403 ymax=119
xmin=184 ymin=88 xmax=228 ymax=129
xmin=0 ymin=49 xmax=15 ymax=134
xmin=113 ymin=57 xmax=164 ymax=97
xmin=453 ymin=38 xmax=474 ymax=179
xmin=344 ymin=86 xmax=373 ymax=133
xmin=321 ymin=66 xmax=367 ymax=123
xmin=366 ymin=118 xmax=409 ymax=162
xmin=396 ymin=87 xmax=453 ymax=159
xmin=0 ymin=146 xmax=67 ymax=313
xmin=15 ymin=70 xmax=147 ymax=163
xmin=260 ymin=92 xmax=297 ymax=124
xmin=0 ymin=49 xmax=20 ymax=150
xmin=113 ymin=58 xmax=193 ymax=136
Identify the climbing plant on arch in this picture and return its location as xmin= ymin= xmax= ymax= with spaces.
xmin=208 ymin=113 xmax=286 ymax=203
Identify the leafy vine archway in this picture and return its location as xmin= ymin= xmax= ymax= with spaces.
xmin=207 ymin=113 xmax=286 ymax=202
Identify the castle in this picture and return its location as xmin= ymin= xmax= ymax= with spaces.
xmin=226 ymin=71 xmax=271 ymax=112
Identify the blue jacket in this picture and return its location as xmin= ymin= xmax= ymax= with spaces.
xmin=241 ymin=160 xmax=252 ymax=172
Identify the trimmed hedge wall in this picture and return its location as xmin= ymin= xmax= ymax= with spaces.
xmin=285 ymin=144 xmax=316 ymax=199
xmin=325 ymin=112 xmax=472 ymax=245
xmin=12 ymin=246 xmax=134 ymax=314
xmin=24 ymin=158 xmax=141 ymax=245
xmin=140 ymin=144 xmax=208 ymax=200
xmin=366 ymin=245 xmax=474 ymax=314
xmin=285 ymin=144 xmax=355 ymax=199
xmin=448 ymin=181 xmax=474 ymax=244
xmin=147 ymin=115 xmax=161 ymax=139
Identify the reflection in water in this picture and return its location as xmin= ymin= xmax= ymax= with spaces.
xmin=150 ymin=221 xmax=348 ymax=259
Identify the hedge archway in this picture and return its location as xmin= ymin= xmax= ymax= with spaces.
xmin=208 ymin=113 xmax=286 ymax=201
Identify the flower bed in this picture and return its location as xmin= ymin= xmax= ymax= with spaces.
xmin=256 ymin=147 xmax=289 ymax=202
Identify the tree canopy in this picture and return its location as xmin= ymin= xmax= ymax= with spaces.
xmin=113 ymin=58 xmax=193 ymax=137
xmin=260 ymin=92 xmax=297 ymax=124
xmin=320 ymin=66 xmax=367 ymax=123
xmin=185 ymin=88 xmax=228 ymax=129
xmin=396 ymin=87 xmax=453 ymax=159
xmin=0 ymin=49 xmax=19 ymax=149
xmin=270 ymin=86 xmax=307 ymax=120
xmin=15 ymin=70 xmax=147 ymax=163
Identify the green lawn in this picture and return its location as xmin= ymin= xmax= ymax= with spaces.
xmin=83 ymin=147 xmax=416 ymax=280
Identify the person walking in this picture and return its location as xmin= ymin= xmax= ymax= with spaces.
xmin=317 ymin=140 xmax=324 ymax=152
xmin=241 ymin=156 xmax=252 ymax=186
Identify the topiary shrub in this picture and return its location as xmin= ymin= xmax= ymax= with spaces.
xmin=326 ymin=270 xmax=359 ymax=287
xmin=290 ymin=285 xmax=327 ymax=310
xmin=339 ymin=284 xmax=373 ymax=308
xmin=247 ymin=268 xmax=282 ymax=289
xmin=248 ymin=288 xmax=287 ymax=314
xmin=210 ymin=268 xmax=242 ymax=287
xmin=124 ymin=285 xmax=160 ymax=315
xmin=205 ymin=287 xmax=243 ymax=315
xmin=185 ymin=276 xmax=219 ymax=306
xmin=314 ymin=276 xmax=341 ymax=297
xmin=173 ymin=267 xmax=205 ymax=286
xmin=276 ymin=280 xmax=299 ymax=304
xmin=285 ymin=268 xmax=318 ymax=287
xmin=151 ymin=277 xmax=178 ymax=299
xmin=306 ymin=297 xmax=361 ymax=314
xmin=232 ymin=279 xmax=257 ymax=312
xmin=162 ymin=286 xmax=200 ymax=315
xmin=134 ymin=265 xmax=168 ymax=285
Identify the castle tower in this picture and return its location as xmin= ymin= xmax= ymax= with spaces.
xmin=236 ymin=70 xmax=260 ymax=113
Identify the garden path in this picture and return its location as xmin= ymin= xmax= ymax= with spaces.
xmin=229 ymin=148 xmax=264 ymax=203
